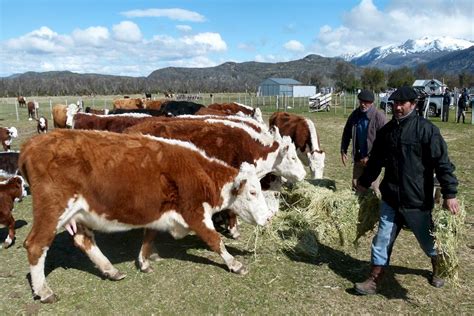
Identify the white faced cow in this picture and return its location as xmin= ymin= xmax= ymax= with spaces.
xmin=19 ymin=129 xmax=272 ymax=303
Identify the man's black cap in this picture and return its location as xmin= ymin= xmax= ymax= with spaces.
xmin=388 ymin=86 xmax=418 ymax=101
xmin=357 ymin=89 xmax=374 ymax=102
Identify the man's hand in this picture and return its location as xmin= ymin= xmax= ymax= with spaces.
xmin=360 ymin=157 xmax=369 ymax=167
xmin=443 ymin=198 xmax=460 ymax=215
xmin=341 ymin=152 xmax=348 ymax=167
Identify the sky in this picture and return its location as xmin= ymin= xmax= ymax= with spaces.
xmin=0 ymin=0 xmax=473 ymax=77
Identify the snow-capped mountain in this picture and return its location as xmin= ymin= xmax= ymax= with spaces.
xmin=345 ymin=36 xmax=474 ymax=69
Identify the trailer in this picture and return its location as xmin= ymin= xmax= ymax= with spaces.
xmin=309 ymin=93 xmax=332 ymax=112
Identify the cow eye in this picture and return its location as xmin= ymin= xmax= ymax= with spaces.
xmin=250 ymin=190 xmax=257 ymax=196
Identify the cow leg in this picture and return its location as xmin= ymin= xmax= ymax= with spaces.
xmin=24 ymin=219 xmax=58 ymax=303
xmin=1 ymin=213 xmax=15 ymax=248
xmin=72 ymin=224 xmax=125 ymax=281
xmin=227 ymin=214 xmax=240 ymax=239
xmin=138 ymin=229 xmax=162 ymax=273
xmin=188 ymin=220 xmax=248 ymax=275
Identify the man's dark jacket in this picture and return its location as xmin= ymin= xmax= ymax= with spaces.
xmin=340 ymin=106 xmax=386 ymax=161
xmin=359 ymin=111 xmax=458 ymax=210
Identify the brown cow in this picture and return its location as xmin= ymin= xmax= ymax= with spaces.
xmin=207 ymin=102 xmax=264 ymax=124
xmin=0 ymin=176 xmax=27 ymax=248
xmin=73 ymin=112 xmax=152 ymax=133
xmin=85 ymin=107 xmax=109 ymax=115
xmin=112 ymin=98 xmax=144 ymax=110
xmin=19 ymin=129 xmax=271 ymax=303
xmin=143 ymin=99 xmax=165 ymax=110
xmin=27 ymin=101 xmax=39 ymax=120
xmin=0 ymin=127 xmax=18 ymax=151
xmin=17 ymin=96 xmax=26 ymax=107
xmin=269 ymin=112 xmax=325 ymax=179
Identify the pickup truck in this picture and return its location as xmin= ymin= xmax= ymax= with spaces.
xmin=380 ymin=91 xmax=446 ymax=117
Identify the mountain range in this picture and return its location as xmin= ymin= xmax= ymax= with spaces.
xmin=1 ymin=36 xmax=472 ymax=96
xmin=344 ymin=36 xmax=473 ymax=70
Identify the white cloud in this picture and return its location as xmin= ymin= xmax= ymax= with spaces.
xmin=255 ymin=54 xmax=278 ymax=63
xmin=4 ymin=26 xmax=72 ymax=54
xmin=284 ymin=40 xmax=304 ymax=52
xmin=121 ymin=8 xmax=205 ymax=22
xmin=312 ymin=0 xmax=474 ymax=56
xmin=176 ymin=25 xmax=192 ymax=32
xmin=72 ymin=26 xmax=109 ymax=47
xmin=181 ymin=33 xmax=227 ymax=51
xmin=112 ymin=21 xmax=142 ymax=43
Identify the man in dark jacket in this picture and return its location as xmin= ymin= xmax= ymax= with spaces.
xmin=442 ymin=88 xmax=451 ymax=122
xmin=341 ymin=89 xmax=386 ymax=192
xmin=354 ymin=86 xmax=459 ymax=295
xmin=457 ymin=88 xmax=470 ymax=123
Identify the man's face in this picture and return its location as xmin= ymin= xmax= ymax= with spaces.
xmin=393 ymin=100 xmax=416 ymax=118
xmin=358 ymin=100 xmax=373 ymax=112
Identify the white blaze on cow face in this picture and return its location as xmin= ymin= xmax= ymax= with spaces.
xmin=223 ymin=163 xmax=271 ymax=226
xmin=271 ymin=132 xmax=306 ymax=182
xmin=8 ymin=127 xmax=18 ymax=138
xmin=66 ymin=104 xmax=80 ymax=127
xmin=307 ymin=151 xmax=326 ymax=179
xmin=39 ymin=117 xmax=46 ymax=128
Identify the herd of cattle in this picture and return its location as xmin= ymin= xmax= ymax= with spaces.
xmin=1 ymin=97 xmax=325 ymax=303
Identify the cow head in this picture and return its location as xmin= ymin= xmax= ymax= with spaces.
xmin=270 ymin=127 xmax=306 ymax=182
xmin=307 ymin=150 xmax=326 ymax=179
xmin=66 ymin=104 xmax=80 ymax=127
xmin=7 ymin=127 xmax=18 ymax=138
xmin=1 ymin=176 xmax=27 ymax=202
xmin=228 ymin=162 xmax=272 ymax=226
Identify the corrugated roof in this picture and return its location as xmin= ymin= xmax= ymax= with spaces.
xmin=268 ymin=78 xmax=302 ymax=85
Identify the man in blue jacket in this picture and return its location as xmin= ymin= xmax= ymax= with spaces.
xmin=355 ymin=86 xmax=459 ymax=295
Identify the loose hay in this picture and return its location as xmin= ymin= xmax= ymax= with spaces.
xmin=431 ymin=199 xmax=466 ymax=283
xmin=262 ymin=180 xmax=380 ymax=258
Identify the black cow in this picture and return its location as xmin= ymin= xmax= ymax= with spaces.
xmin=160 ymin=101 xmax=205 ymax=116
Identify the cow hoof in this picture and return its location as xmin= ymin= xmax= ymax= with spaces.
xmin=141 ymin=266 xmax=154 ymax=274
xmin=149 ymin=253 xmax=162 ymax=262
xmin=40 ymin=293 xmax=59 ymax=304
xmin=105 ymin=271 xmax=126 ymax=281
xmin=233 ymin=266 xmax=248 ymax=275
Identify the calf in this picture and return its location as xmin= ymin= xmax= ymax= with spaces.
xmin=36 ymin=116 xmax=48 ymax=134
xmin=17 ymin=96 xmax=27 ymax=108
xmin=19 ymin=129 xmax=271 ymax=303
xmin=0 ymin=176 xmax=27 ymax=248
xmin=0 ymin=127 xmax=18 ymax=151
xmin=270 ymin=112 xmax=326 ymax=179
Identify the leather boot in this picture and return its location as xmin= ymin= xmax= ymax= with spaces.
xmin=430 ymin=255 xmax=445 ymax=288
xmin=354 ymin=265 xmax=384 ymax=295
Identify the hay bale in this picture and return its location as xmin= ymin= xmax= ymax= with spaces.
xmin=432 ymin=200 xmax=466 ymax=283
xmin=264 ymin=180 xmax=380 ymax=258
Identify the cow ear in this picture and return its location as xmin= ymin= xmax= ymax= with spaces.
xmin=271 ymin=126 xmax=282 ymax=142
xmin=231 ymin=179 xmax=247 ymax=196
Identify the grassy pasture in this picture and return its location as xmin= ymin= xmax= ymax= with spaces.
xmin=0 ymin=95 xmax=473 ymax=314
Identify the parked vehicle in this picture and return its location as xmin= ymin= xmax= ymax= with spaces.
xmin=309 ymin=92 xmax=331 ymax=112
xmin=380 ymin=88 xmax=443 ymax=117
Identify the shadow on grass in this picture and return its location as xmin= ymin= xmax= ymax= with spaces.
xmin=42 ymin=229 xmax=251 ymax=279
xmin=0 ymin=219 xmax=27 ymax=247
xmin=284 ymin=242 xmax=430 ymax=300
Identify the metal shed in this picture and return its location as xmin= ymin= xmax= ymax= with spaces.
xmin=257 ymin=78 xmax=315 ymax=97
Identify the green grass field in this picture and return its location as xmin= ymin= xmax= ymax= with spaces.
xmin=0 ymin=95 xmax=473 ymax=314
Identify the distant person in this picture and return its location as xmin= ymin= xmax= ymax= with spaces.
xmin=457 ymin=88 xmax=469 ymax=123
xmin=442 ymin=88 xmax=451 ymax=122
xmin=354 ymin=86 xmax=459 ymax=295
xmin=340 ymin=89 xmax=386 ymax=193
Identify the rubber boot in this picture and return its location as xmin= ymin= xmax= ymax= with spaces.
xmin=354 ymin=265 xmax=384 ymax=295
xmin=430 ymin=255 xmax=445 ymax=288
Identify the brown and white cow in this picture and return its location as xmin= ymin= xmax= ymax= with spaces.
xmin=207 ymin=103 xmax=264 ymax=124
xmin=124 ymin=119 xmax=305 ymax=241
xmin=36 ymin=116 xmax=48 ymax=134
xmin=52 ymin=104 xmax=81 ymax=128
xmin=27 ymin=101 xmax=39 ymax=120
xmin=269 ymin=112 xmax=325 ymax=179
xmin=0 ymin=127 xmax=18 ymax=152
xmin=19 ymin=129 xmax=271 ymax=303
xmin=0 ymin=176 xmax=27 ymax=248
xmin=85 ymin=106 xmax=109 ymax=115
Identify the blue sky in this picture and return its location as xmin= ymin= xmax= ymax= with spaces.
xmin=0 ymin=0 xmax=472 ymax=77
